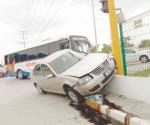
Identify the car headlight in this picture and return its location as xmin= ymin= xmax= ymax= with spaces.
xmin=109 ymin=54 xmax=116 ymax=65
xmin=78 ymin=75 xmax=93 ymax=85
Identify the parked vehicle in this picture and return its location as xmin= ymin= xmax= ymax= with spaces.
xmin=31 ymin=49 xmax=116 ymax=104
xmin=125 ymin=48 xmax=150 ymax=63
xmin=4 ymin=35 xmax=91 ymax=79
xmin=0 ymin=65 xmax=7 ymax=78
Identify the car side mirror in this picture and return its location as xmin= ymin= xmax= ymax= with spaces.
xmin=47 ymin=74 xmax=55 ymax=79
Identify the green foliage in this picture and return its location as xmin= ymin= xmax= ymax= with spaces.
xmin=101 ymin=44 xmax=112 ymax=53
xmin=90 ymin=46 xmax=97 ymax=53
xmin=129 ymin=68 xmax=150 ymax=77
xmin=138 ymin=39 xmax=150 ymax=48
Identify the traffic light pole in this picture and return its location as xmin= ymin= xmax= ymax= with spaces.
xmin=108 ymin=0 xmax=123 ymax=75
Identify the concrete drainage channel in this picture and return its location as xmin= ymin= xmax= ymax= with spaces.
xmin=69 ymin=94 xmax=150 ymax=125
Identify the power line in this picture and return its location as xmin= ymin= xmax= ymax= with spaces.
xmin=23 ymin=0 xmax=30 ymax=28
xmin=31 ymin=0 xmax=55 ymax=34
xmin=27 ymin=0 xmax=41 ymax=32
xmin=33 ymin=0 xmax=65 ymax=42
xmin=24 ymin=0 xmax=34 ymax=30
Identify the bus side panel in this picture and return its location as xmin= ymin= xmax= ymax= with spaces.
xmin=14 ymin=59 xmax=43 ymax=78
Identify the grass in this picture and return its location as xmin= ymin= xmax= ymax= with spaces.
xmin=129 ymin=68 xmax=150 ymax=77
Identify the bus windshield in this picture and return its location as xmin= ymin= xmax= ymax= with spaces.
xmin=69 ymin=36 xmax=91 ymax=54
xmin=71 ymin=41 xmax=90 ymax=54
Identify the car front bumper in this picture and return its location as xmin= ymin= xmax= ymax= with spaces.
xmin=73 ymin=65 xmax=116 ymax=96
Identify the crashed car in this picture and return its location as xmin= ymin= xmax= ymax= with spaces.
xmin=0 ymin=65 xmax=7 ymax=78
xmin=31 ymin=49 xmax=116 ymax=103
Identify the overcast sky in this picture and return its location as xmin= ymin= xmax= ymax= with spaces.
xmin=0 ymin=0 xmax=150 ymax=63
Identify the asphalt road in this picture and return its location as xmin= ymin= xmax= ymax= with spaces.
xmin=0 ymin=78 xmax=93 ymax=125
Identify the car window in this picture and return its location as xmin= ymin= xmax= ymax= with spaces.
xmin=41 ymin=64 xmax=53 ymax=77
xmin=49 ymin=52 xmax=81 ymax=74
xmin=33 ymin=65 xmax=42 ymax=76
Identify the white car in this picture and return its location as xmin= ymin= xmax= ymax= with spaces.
xmin=31 ymin=49 xmax=116 ymax=104
xmin=125 ymin=48 xmax=150 ymax=63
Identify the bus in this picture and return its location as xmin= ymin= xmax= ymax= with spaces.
xmin=4 ymin=35 xmax=91 ymax=79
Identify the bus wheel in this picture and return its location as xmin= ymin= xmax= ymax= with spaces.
xmin=17 ymin=70 xmax=24 ymax=79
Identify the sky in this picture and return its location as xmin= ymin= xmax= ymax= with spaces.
xmin=0 ymin=0 xmax=150 ymax=63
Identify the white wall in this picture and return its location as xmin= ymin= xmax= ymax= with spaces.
xmin=104 ymin=75 xmax=150 ymax=104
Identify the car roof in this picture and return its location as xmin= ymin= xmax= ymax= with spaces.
xmin=43 ymin=49 xmax=72 ymax=63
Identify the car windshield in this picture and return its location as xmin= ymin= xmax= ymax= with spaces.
xmin=49 ymin=52 xmax=83 ymax=74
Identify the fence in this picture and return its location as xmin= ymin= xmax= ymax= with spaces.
xmin=122 ymin=10 xmax=150 ymax=77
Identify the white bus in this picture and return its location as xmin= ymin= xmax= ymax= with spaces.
xmin=4 ymin=35 xmax=91 ymax=79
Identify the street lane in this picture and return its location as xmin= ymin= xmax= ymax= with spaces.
xmin=0 ymin=78 xmax=92 ymax=125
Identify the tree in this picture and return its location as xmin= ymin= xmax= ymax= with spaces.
xmin=101 ymin=44 xmax=112 ymax=53
xmin=138 ymin=39 xmax=150 ymax=48
xmin=90 ymin=45 xmax=97 ymax=53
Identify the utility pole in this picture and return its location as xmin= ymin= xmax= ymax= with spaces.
xmin=20 ymin=31 xmax=28 ymax=48
xmin=91 ymin=0 xmax=98 ymax=50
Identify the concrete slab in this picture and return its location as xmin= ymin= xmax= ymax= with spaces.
xmin=106 ymin=94 xmax=150 ymax=121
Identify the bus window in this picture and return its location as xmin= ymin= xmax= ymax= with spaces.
xmin=60 ymin=40 xmax=69 ymax=50
xmin=48 ymin=41 xmax=61 ymax=55
xmin=5 ymin=55 xmax=15 ymax=72
xmin=13 ymin=53 xmax=19 ymax=63
xmin=19 ymin=50 xmax=28 ymax=62
xmin=27 ymin=48 xmax=37 ymax=60
xmin=37 ymin=45 xmax=48 ymax=58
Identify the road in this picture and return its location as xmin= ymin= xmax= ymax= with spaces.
xmin=127 ymin=62 xmax=150 ymax=74
xmin=0 ymin=78 xmax=93 ymax=125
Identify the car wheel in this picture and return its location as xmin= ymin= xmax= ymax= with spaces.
xmin=17 ymin=70 xmax=24 ymax=79
xmin=140 ymin=55 xmax=149 ymax=63
xmin=34 ymin=83 xmax=46 ymax=94
xmin=66 ymin=88 xmax=84 ymax=105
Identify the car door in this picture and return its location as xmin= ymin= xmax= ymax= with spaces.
xmin=33 ymin=64 xmax=43 ymax=85
xmin=40 ymin=64 xmax=62 ymax=93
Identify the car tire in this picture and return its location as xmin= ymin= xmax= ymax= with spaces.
xmin=65 ymin=87 xmax=84 ymax=105
xmin=34 ymin=83 xmax=46 ymax=94
xmin=139 ymin=55 xmax=149 ymax=63
xmin=17 ymin=70 xmax=24 ymax=79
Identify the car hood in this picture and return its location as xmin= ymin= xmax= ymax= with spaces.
xmin=62 ymin=53 xmax=108 ymax=77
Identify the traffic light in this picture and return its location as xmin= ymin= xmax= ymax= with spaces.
xmin=100 ymin=0 xmax=108 ymax=13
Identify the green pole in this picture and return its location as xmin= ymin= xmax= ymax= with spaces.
xmin=119 ymin=23 xmax=127 ymax=76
